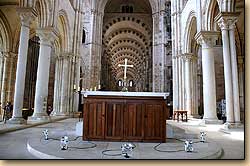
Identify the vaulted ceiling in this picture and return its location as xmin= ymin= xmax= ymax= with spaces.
xmin=102 ymin=0 xmax=152 ymax=83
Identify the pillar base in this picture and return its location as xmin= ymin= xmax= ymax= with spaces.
xmin=7 ymin=117 xmax=27 ymax=124
xmin=189 ymin=114 xmax=201 ymax=119
xmin=51 ymin=112 xmax=69 ymax=117
xmin=222 ymin=122 xmax=244 ymax=130
xmin=28 ymin=113 xmax=51 ymax=122
xmin=200 ymin=118 xmax=223 ymax=125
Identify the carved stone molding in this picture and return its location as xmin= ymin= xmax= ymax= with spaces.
xmin=195 ymin=31 xmax=220 ymax=48
xmin=36 ymin=28 xmax=57 ymax=46
xmin=183 ymin=53 xmax=196 ymax=62
xmin=215 ymin=12 xmax=240 ymax=30
xmin=17 ymin=8 xmax=37 ymax=27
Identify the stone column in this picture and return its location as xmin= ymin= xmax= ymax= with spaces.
xmin=152 ymin=12 xmax=165 ymax=92
xmin=216 ymin=12 xmax=241 ymax=127
xmin=229 ymin=23 xmax=240 ymax=124
xmin=58 ymin=53 xmax=71 ymax=116
xmin=6 ymin=54 xmax=16 ymax=103
xmin=238 ymin=56 xmax=244 ymax=118
xmin=195 ymin=31 xmax=222 ymax=124
xmin=184 ymin=53 xmax=192 ymax=116
xmin=52 ymin=55 xmax=61 ymax=116
xmin=29 ymin=28 xmax=55 ymax=122
xmin=177 ymin=55 xmax=183 ymax=109
xmin=191 ymin=57 xmax=200 ymax=118
xmin=0 ymin=53 xmax=4 ymax=102
xmin=8 ymin=9 xmax=35 ymax=124
xmin=1 ymin=54 xmax=10 ymax=107
xmin=172 ymin=56 xmax=179 ymax=111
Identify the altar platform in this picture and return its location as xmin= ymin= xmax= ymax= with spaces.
xmin=26 ymin=118 xmax=223 ymax=159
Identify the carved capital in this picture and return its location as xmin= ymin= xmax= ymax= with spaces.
xmin=215 ymin=12 xmax=240 ymax=30
xmin=183 ymin=53 xmax=195 ymax=62
xmin=195 ymin=31 xmax=220 ymax=48
xmin=17 ymin=8 xmax=37 ymax=27
xmin=36 ymin=28 xmax=56 ymax=46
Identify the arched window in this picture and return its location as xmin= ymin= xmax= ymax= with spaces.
xmin=121 ymin=5 xmax=133 ymax=13
xmin=118 ymin=80 xmax=123 ymax=86
xmin=129 ymin=80 xmax=133 ymax=87
xmin=82 ymin=28 xmax=86 ymax=44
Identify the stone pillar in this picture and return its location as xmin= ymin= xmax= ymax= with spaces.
xmin=191 ymin=57 xmax=200 ymax=118
xmin=177 ymin=55 xmax=183 ymax=109
xmin=6 ymin=54 xmax=16 ymax=103
xmin=29 ymin=29 xmax=55 ymax=122
xmin=52 ymin=56 xmax=61 ymax=116
xmin=1 ymin=54 xmax=10 ymax=107
xmin=195 ymin=31 xmax=222 ymax=124
xmin=229 ymin=24 xmax=240 ymax=124
xmin=184 ymin=53 xmax=192 ymax=116
xmin=0 ymin=53 xmax=4 ymax=114
xmin=238 ymin=56 xmax=244 ymax=119
xmin=172 ymin=56 xmax=179 ymax=111
xmin=8 ymin=9 xmax=35 ymax=124
xmin=58 ymin=53 xmax=71 ymax=116
xmin=216 ymin=12 xmax=241 ymax=127
xmin=152 ymin=12 xmax=165 ymax=92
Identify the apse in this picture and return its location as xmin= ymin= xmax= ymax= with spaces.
xmin=101 ymin=0 xmax=153 ymax=92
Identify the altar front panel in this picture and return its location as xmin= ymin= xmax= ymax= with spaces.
xmin=83 ymin=94 xmax=169 ymax=142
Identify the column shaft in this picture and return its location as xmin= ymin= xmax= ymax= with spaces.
xmin=30 ymin=30 xmax=55 ymax=121
xmin=9 ymin=23 xmax=30 ymax=124
xmin=59 ymin=56 xmax=69 ymax=115
xmin=185 ymin=57 xmax=192 ymax=115
xmin=172 ymin=57 xmax=179 ymax=111
xmin=221 ymin=29 xmax=234 ymax=123
xmin=229 ymin=28 xmax=240 ymax=123
xmin=201 ymin=48 xmax=218 ymax=121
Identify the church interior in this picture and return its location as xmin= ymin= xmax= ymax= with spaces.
xmin=0 ymin=0 xmax=245 ymax=160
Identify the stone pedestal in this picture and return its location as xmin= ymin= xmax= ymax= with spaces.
xmin=76 ymin=121 xmax=83 ymax=136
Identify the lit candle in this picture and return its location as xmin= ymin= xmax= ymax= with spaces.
xmin=73 ymin=85 xmax=76 ymax=90
xmin=98 ymin=84 xmax=101 ymax=89
xmin=94 ymin=86 xmax=97 ymax=91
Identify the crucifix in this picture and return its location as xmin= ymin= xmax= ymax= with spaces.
xmin=118 ymin=58 xmax=133 ymax=91
xmin=118 ymin=58 xmax=133 ymax=80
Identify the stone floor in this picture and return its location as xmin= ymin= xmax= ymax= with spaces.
xmin=0 ymin=118 xmax=244 ymax=159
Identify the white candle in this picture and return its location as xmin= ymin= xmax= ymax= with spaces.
xmin=73 ymin=84 xmax=76 ymax=90
xmin=94 ymin=86 xmax=97 ymax=91
xmin=98 ymin=84 xmax=101 ymax=89
xmin=90 ymin=88 xmax=93 ymax=91
xmin=82 ymin=88 xmax=85 ymax=91
xmin=78 ymin=86 xmax=80 ymax=91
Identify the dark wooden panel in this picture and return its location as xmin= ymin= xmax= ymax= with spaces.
xmin=105 ymin=102 xmax=124 ymax=140
xmin=144 ymin=103 xmax=165 ymax=141
xmin=83 ymin=101 xmax=105 ymax=140
xmin=124 ymin=102 xmax=144 ymax=141
xmin=83 ymin=96 xmax=167 ymax=142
